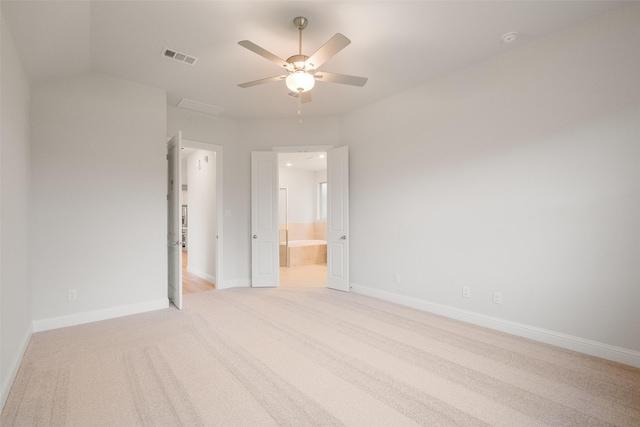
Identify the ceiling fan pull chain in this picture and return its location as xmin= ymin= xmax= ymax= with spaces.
xmin=297 ymin=90 xmax=303 ymax=125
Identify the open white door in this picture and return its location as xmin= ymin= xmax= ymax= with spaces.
xmin=327 ymin=146 xmax=350 ymax=292
xmin=251 ymin=151 xmax=279 ymax=287
xmin=167 ymin=132 xmax=183 ymax=308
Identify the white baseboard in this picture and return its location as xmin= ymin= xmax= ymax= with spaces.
xmin=186 ymin=266 xmax=216 ymax=284
xmin=350 ymin=283 xmax=640 ymax=368
xmin=1 ymin=324 xmax=32 ymax=411
xmin=32 ymin=298 xmax=169 ymax=333
xmin=217 ymin=279 xmax=251 ymax=290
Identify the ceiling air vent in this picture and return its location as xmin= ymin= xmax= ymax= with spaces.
xmin=162 ymin=47 xmax=198 ymax=65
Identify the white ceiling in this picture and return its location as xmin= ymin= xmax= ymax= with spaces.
xmin=1 ymin=0 xmax=627 ymax=121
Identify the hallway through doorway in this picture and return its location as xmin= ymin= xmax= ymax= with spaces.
xmin=182 ymin=249 xmax=215 ymax=294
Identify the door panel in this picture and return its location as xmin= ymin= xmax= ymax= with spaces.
xmin=251 ymin=152 xmax=279 ymax=287
xmin=167 ymin=132 xmax=183 ymax=308
xmin=327 ymin=146 xmax=349 ymax=292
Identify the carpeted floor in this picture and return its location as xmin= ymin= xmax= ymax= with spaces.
xmin=2 ymin=287 xmax=639 ymax=426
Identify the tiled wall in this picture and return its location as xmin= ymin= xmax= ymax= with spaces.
xmin=288 ymin=244 xmax=327 ymax=267
xmin=282 ymin=222 xmax=327 ymax=241
xmin=280 ymin=222 xmax=328 ymax=267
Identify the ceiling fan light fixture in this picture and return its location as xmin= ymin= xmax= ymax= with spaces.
xmin=286 ymin=72 xmax=315 ymax=93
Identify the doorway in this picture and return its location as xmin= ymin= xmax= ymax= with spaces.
xmin=250 ymin=145 xmax=349 ymax=291
xmin=180 ymin=147 xmax=218 ymax=294
xmin=167 ymin=132 xmax=223 ymax=309
xmin=278 ymin=152 xmax=327 ymax=288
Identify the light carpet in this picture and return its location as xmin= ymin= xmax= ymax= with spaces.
xmin=2 ymin=288 xmax=639 ymax=426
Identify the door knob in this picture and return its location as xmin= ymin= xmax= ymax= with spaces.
xmin=253 ymin=235 xmax=258 ymax=239
xmin=341 ymin=235 xmax=346 ymax=240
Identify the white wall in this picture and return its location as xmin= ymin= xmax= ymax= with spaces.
xmin=30 ymin=72 xmax=168 ymax=325
xmin=0 ymin=7 xmax=32 ymax=408
xmin=279 ymin=167 xmax=316 ymax=224
xmin=342 ymin=4 xmax=640 ymax=354
xmin=186 ymin=149 xmax=217 ymax=282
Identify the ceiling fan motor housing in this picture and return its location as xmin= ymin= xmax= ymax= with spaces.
xmin=287 ymin=54 xmax=310 ymax=71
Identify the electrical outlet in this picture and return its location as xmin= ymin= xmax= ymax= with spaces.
xmin=462 ymin=286 xmax=471 ymax=298
xmin=68 ymin=289 xmax=77 ymax=301
xmin=493 ymin=291 xmax=503 ymax=304
xmin=393 ymin=274 xmax=401 ymax=284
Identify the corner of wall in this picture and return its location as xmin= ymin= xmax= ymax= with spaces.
xmin=0 ymin=325 xmax=32 ymax=411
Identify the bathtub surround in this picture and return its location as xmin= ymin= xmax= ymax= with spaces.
xmin=285 ymin=222 xmax=327 ymax=242
xmin=287 ymin=240 xmax=327 ymax=268
xmin=281 ymin=223 xmax=328 ymax=267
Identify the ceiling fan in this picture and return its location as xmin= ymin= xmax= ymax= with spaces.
xmin=237 ymin=16 xmax=368 ymax=102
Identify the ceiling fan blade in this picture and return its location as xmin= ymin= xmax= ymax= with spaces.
xmin=314 ymin=72 xmax=368 ymax=87
xmin=238 ymin=75 xmax=286 ymax=88
xmin=238 ymin=40 xmax=290 ymax=69
xmin=305 ymin=33 xmax=351 ymax=70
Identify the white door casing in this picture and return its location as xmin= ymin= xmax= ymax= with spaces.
xmin=251 ymin=151 xmax=280 ymax=287
xmin=327 ymin=146 xmax=350 ymax=292
xmin=167 ymin=132 xmax=183 ymax=309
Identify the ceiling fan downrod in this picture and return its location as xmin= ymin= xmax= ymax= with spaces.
xmin=293 ymin=16 xmax=308 ymax=56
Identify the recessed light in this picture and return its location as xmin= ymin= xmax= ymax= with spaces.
xmin=502 ymin=32 xmax=518 ymax=44
xmin=319 ymin=154 xmax=325 ymax=158
xmin=286 ymin=162 xmax=292 ymax=167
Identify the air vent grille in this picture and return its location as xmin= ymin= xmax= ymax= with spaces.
xmin=162 ymin=47 xmax=198 ymax=65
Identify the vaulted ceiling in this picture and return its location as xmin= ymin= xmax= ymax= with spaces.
xmin=1 ymin=1 xmax=626 ymax=120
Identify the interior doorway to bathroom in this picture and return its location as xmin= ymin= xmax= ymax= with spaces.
xmin=278 ymin=152 xmax=327 ymax=287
